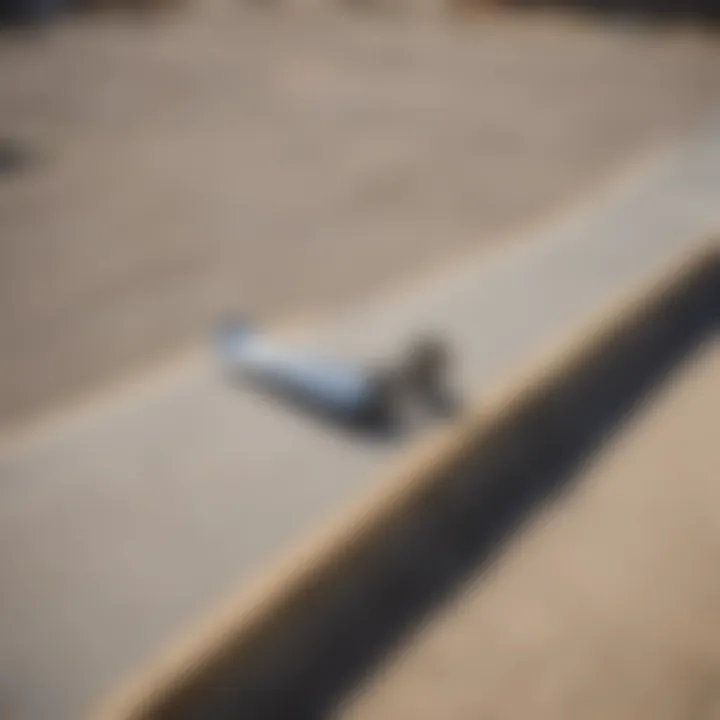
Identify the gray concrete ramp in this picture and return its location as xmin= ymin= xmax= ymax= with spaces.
xmin=1 ymin=112 xmax=720 ymax=720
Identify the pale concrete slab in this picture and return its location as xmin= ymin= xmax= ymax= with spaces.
xmin=1 ymin=109 xmax=719 ymax=719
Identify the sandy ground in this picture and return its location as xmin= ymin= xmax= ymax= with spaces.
xmin=0 ymin=9 xmax=718 ymax=426
xmin=340 ymin=336 xmax=720 ymax=720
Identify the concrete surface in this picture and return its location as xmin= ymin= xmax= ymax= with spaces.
xmin=1 ymin=10 xmax=719 ymax=425
xmin=0 ymin=93 xmax=719 ymax=719
xmin=340 ymin=336 xmax=720 ymax=720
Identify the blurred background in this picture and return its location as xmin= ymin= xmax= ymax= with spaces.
xmin=0 ymin=0 xmax=718 ymax=430
xmin=1 ymin=2 xmax=719 ymax=719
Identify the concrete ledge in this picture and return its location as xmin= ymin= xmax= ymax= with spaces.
xmin=95 ymin=240 xmax=719 ymax=720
